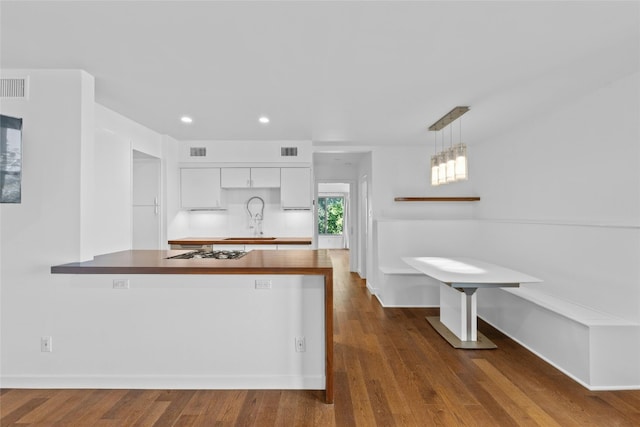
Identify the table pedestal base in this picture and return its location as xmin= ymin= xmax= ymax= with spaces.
xmin=426 ymin=316 xmax=497 ymax=349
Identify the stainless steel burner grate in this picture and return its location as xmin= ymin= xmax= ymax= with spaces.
xmin=166 ymin=250 xmax=247 ymax=260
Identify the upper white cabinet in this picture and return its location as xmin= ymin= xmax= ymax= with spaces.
xmin=281 ymin=168 xmax=312 ymax=210
xmin=251 ymin=168 xmax=281 ymax=188
xmin=180 ymin=168 xmax=225 ymax=209
xmin=221 ymin=168 xmax=250 ymax=188
xmin=221 ymin=167 xmax=280 ymax=188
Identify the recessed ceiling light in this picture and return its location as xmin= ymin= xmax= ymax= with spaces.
xmin=181 ymin=116 xmax=193 ymax=124
xmin=258 ymin=116 xmax=270 ymax=124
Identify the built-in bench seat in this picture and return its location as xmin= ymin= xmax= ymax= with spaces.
xmin=373 ymin=264 xmax=440 ymax=307
xmin=478 ymin=286 xmax=640 ymax=390
xmin=503 ymin=287 xmax=636 ymax=327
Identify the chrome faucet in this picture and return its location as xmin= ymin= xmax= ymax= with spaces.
xmin=246 ymin=196 xmax=265 ymax=236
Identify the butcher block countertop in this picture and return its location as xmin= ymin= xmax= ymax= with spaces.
xmin=168 ymin=237 xmax=312 ymax=245
xmin=50 ymin=249 xmax=331 ymax=275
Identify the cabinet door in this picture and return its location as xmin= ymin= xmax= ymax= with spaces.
xmin=250 ymin=168 xmax=280 ymax=188
xmin=180 ymin=168 xmax=224 ymax=209
xmin=221 ymin=168 xmax=250 ymax=188
xmin=281 ymin=168 xmax=312 ymax=209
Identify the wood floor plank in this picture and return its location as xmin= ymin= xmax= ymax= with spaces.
xmin=2 ymin=250 xmax=640 ymax=426
xmin=53 ymin=389 xmax=125 ymax=427
xmin=131 ymin=400 xmax=171 ymax=427
xmin=473 ymin=358 xmax=563 ymax=427
xmin=16 ymin=389 xmax=78 ymax=424
xmin=0 ymin=397 xmax=47 ymax=425
xmin=151 ymin=389 xmax=197 ymax=427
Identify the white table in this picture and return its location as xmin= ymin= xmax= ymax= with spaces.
xmin=403 ymin=257 xmax=542 ymax=349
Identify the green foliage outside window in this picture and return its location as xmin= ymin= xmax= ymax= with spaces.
xmin=318 ymin=197 xmax=344 ymax=235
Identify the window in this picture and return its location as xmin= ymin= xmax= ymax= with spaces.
xmin=317 ymin=196 xmax=344 ymax=235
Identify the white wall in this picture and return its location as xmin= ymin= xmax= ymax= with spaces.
xmin=164 ymin=135 xmax=189 ymax=242
xmin=94 ymin=127 xmax=131 ymax=255
xmin=95 ymin=104 xmax=173 ymax=250
xmin=180 ymin=140 xmax=311 ymax=164
xmin=372 ymin=145 xmax=476 ymax=220
xmin=0 ymin=69 xmax=95 ymax=381
xmin=470 ymin=68 xmax=640 ymax=386
xmin=473 ymin=70 xmax=640 ymax=324
xmin=0 ymin=70 xmax=187 ymax=387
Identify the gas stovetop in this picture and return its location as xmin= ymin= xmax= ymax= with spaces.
xmin=166 ymin=250 xmax=248 ymax=260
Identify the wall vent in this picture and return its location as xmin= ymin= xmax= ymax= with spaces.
xmin=0 ymin=78 xmax=28 ymax=98
xmin=281 ymin=147 xmax=298 ymax=157
xmin=190 ymin=147 xmax=207 ymax=157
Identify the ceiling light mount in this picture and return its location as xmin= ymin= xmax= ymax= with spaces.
xmin=428 ymin=106 xmax=469 ymax=131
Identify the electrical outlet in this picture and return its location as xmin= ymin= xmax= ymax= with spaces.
xmin=41 ymin=336 xmax=53 ymax=352
xmin=113 ymin=279 xmax=130 ymax=289
xmin=295 ymin=336 xmax=306 ymax=352
xmin=255 ymin=280 xmax=272 ymax=290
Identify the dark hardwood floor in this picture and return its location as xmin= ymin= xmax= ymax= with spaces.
xmin=2 ymin=249 xmax=639 ymax=426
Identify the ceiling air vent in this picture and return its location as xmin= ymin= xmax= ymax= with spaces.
xmin=0 ymin=78 xmax=28 ymax=98
xmin=190 ymin=147 xmax=207 ymax=157
xmin=281 ymin=147 xmax=298 ymax=157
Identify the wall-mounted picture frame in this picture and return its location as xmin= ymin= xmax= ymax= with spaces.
xmin=0 ymin=114 xmax=23 ymax=203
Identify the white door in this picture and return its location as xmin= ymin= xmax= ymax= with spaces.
xmin=132 ymin=155 xmax=161 ymax=249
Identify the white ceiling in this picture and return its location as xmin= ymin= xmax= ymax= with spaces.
xmin=1 ymin=1 xmax=638 ymax=146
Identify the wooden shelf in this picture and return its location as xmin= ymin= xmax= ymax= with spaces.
xmin=394 ymin=197 xmax=480 ymax=202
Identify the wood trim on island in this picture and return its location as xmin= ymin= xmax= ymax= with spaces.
xmin=394 ymin=197 xmax=480 ymax=202
xmin=51 ymin=249 xmax=334 ymax=404
xmin=168 ymin=237 xmax=312 ymax=246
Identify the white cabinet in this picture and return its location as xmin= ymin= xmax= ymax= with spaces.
xmin=281 ymin=168 xmax=312 ymax=209
xmin=251 ymin=168 xmax=280 ymax=188
xmin=221 ymin=168 xmax=250 ymax=188
xmin=180 ymin=168 xmax=225 ymax=209
xmin=221 ymin=167 xmax=280 ymax=188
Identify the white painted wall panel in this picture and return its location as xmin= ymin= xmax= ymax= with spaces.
xmin=2 ymin=274 xmax=326 ymax=389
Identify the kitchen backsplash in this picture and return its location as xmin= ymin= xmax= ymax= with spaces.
xmin=185 ymin=188 xmax=313 ymax=237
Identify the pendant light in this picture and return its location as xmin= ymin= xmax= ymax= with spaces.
xmin=437 ymin=130 xmax=447 ymax=184
xmin=430 ymin=132 xmax=439 ymax=186
xmin=427 ymin=106 xmax=469 ymax=186
xmin=446 ymin=125 xmax=456 ymax=182
xmin=454 ymin=118 xmax=468 ymax=180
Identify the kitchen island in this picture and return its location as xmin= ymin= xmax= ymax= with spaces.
xmin=51 ymin=249 xmax=334 ymax=403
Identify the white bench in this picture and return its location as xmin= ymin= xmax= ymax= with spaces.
xmin=478 ymin=287 xmax=640 ymax=390
xmin=503 ymin=287 xmax=635 ymax=327
xmin=374 ymin=264 xmax=440 ymax=307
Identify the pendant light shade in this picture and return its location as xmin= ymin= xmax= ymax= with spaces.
xmin=454 ymin=143 xmax=468 ymax=180
xmin=430 ymin=155 xmax=439 ymax=186
xmin=446 ymin=148 xmax=456 ymax=182
xmin=437 ymin=152 xmax=447 ymax=184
